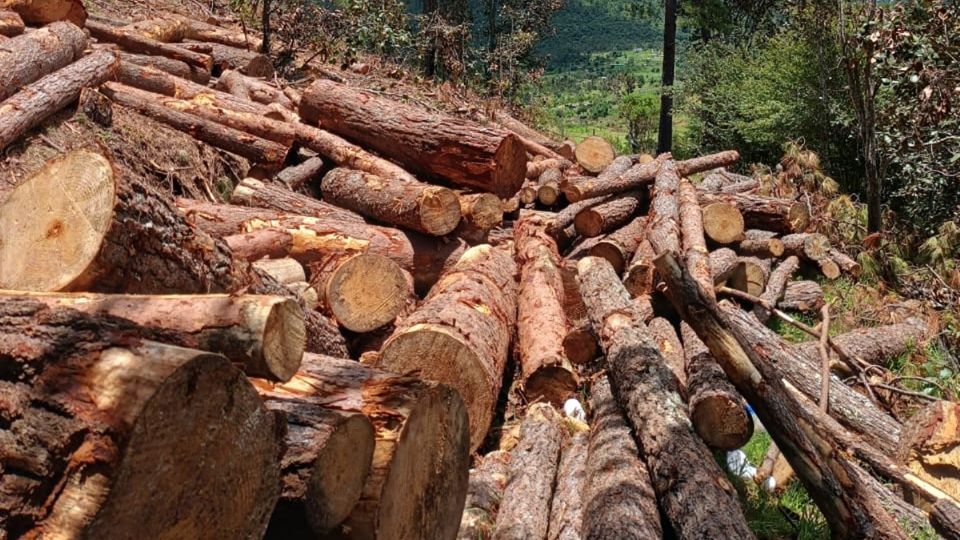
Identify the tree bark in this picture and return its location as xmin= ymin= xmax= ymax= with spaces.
xmin=657 ymin=0 xmax=677 ymax=153
xmin=679 ymin=177 xmax=715 ymax=298
xmin=456 ymin=192 xmax=503 ymax=243
xmin=321 ymin=167 xmax=462 ymax=236
xmin=527 ymin=158 xmax=570 ymax=179
xmin=178 ymin=15 xmax=262 ymax=50
xmin=536 ymin=167 xmax=563 ymax=206
xmin=710 ymin=247 xmax=741 ymax=283
xmin=561 ymin=155 xmax=633 ymax=202
xmin=574 ymin=136 xmax=616 ymax=173
xmin=622 ymin=237 xmax=657 ymax=297
xmin=896 ymin=400 xmax=960 ymax=504
xmin=932 ymin=499 xmax=960 ymax=540
xmin=647 ymin=160 xmax=682 ymax=256
xmin=458 ymin=451 xmax=511 ymax=540
xmin=559 ymin=260 xmax=600 ymax=366
xmin=215 ymin=71 xmax=290 ymax=111
xmin=0 ymin=20 xmax=86 ymax=101
xmin=547 ymin=432 xmax=587 ymax=540
xmin=253 ymin=257 xmax=306 ymax=284
xmin=793 ymin=318 xmax=929 ymax=367
xmin=583 ymin=378 xmax=662 ymax=540
xmin=300 ymin=79 xmax=528 ymax=197
xmin=1 ymin=0 xmax=85 ymax=25
xmin=185 ymin=45 xmax=273 ymax=77
xmin=275 ymin=156 xmax=326 ymax=190
xmin=0 ymin=8 xmax=23 ymax=35
xmin=112 ymin=50 xmax=210 ymax=84
xmin=573 ymin=190 xmax=644 ymax=238
xmin=545 ymin=194 xmax=614 ymax=246
xmin=493 ymin=403 xmax=565 ymax=540
xmin=0 ymin=299 xmax=279 ymax=539
xmin=648 ymin=316 xmax=686 ymax=389
xmin=754 ymin=256 xmax=800 ymax=323
xmin=87 ymin=20 xmax=212 ymax=70
xmin=588 ymin=216 xmax=647 ymax=275
xmin=781 ymin=232 xmax=831 ymax=261
xmin=699 ymin=192 xmax=810 ymax=234
xmin=122 ymin=17 xmax=190 ymax=41
xmin=0 ymin=50 xmax=118 ymax=150
xmin=230 ymin=177 xmax=361 ymax=222
xmin=780 ymin=280 xmax=826 ymax=312
xmin=736 ymin=229 xmax=785 ymax=258
xmin=830 ymin=248 xmax=861 ymax=277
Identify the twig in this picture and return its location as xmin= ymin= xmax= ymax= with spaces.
xmin=818 ymin=305 xmax=831 ymax=413
xmin=867 ymin=383 xmax=939 ymax=402
xmin=38 ymin=134 xmax=65 ymax=153
xmin=888 ymin=376 xmax=952 ymax=400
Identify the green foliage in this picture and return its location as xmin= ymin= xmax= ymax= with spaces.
xmin=619 ymin=89 xmax=659 ymax=153
xmin=888 ymin=342 xmax=960 ymax=401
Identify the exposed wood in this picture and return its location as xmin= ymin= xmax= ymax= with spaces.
xmin=0 ymin=8 xmax=23 ymax=35
xmin=87 ymin=20 xmax=213 ymax=70
xmin=458 ymin=451 xmax=511 ymax=540
xmin=178 ymin=15 xmax=262 ymax=50
xmin=830 ymin=248 xmax=862 ymax=277
xmin=215 ymin=71 xmax=291 ymax=111
xmin=1 ymin=0 xmax=85 ymax=25
xmin=0 ymin=50 xmax=118 ymax=150
xmin=897 ymin=400 xmax=960 ymax=504
xmin=547 ymin=432 xmax=587 ymax=540
xmin=123 ymin=17 xmax=189 ymax=41
xmin=527 ymin=158 xmax=570 ymax=180
xmin=253 ymin=257 xmax=306 ymax=284
xmin=0 ymin=20 xmax=86 ymax=101
xmin=573 ymin=190 xmax=644 ymax=238
xmin=649 ymin=317 xmax=686 ymax=389
xmin=545 ymin=194 xmax=613 ymax=244
xmin=588 ymin=216 xmax=647 ymax=275
xmin=710 ymin=247 xmax=741 ymax=283
xmin=493 ymin=403 xmax=565 ymax=540
xmin=699 ymin=192 xmax=810 ymax=234
xmin=113 ymin=50 xmax=210 ymax=84
xmin=782 ymin=232 xmax=832 ymax=261
xmin=562 ymin=155 xmax=633 ymax=203
xmin=230 ymin=177 xmax=362 ymax=222
xmin=519 ymin=180 xmax=538 ymax=205
xmin=276 ymin=157 xmax=326 ymax=189
xmin=729 ymin=256 xmax=771 ymax=297
xmin=457 ymin=192 xmax=503 ymax=241
xmin=793 ymin=318 xmax=929 ymax=366
xmin=185 ymin=45 xmax=273 ymax=77
xmin=536 ymin=167 xmax=563 ymax=205
xmin=622 ymin=237 xmax=657 ymax=297
xmin=288 ymin=280 xmax=319 ymax=310
xmin=701 ymin=201 xmax=745 ymax=244
xmin=574 ymin=135 xmax=616 ymax=173
xmin=755 ymin=255 xmax=800 ymax=323
xmin=558 ymin=260 xmax=600 ymax=366
xmin=780 ymin=280 xmax=826 ymax=312
xmin=736 ymin=229 xmax=785 ymax=258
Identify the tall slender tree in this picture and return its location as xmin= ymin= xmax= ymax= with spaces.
xmin=657 ymin=0 xmax=677 ymax=153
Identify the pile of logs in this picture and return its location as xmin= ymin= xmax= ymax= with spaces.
xmin=0 ymin=2 xmax=957 ymax=539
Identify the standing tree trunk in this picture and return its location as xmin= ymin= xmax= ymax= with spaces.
xmin=657 ymin=0 xmax=677 ymax=154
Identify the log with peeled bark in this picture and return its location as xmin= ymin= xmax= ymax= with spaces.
xmin=583 ymin=378 xmax=662 ymax=540
xmin=185 ymin=45 xmax=273 ymax=77
xmin=300 ymin=79 xmax=528 ymax=198
xmin=1 ymin=0 xmax=85 ymax=25
xmin=0 ymin=8 xmax=23 ymax=35
xmin=0 ymin=49 xmax=118 ymax=150
xmin=527 ymin=157 xmax=571 ymax=180
xmin=701 ymin=201 xmax=746 ymax=244
xmin=736 ymin=229 xmax=786 ymax=258
xmin=559 ymin=261 xmax=600 ymax=365
xmin=699 ymin=192 xmax=810 ymax=234
xmin=754 ymin=255 xmax=800 ymax=323
xmin=729 ymin=256 xmax=771 ymax=297
xmin=547 ymin=432 xmax=587 ymax=540
xmin=275 ymin=156 xmax=326 ymax=189
xmin=113 ymin=50 xmax=211 ymax=84
xmin=255 ymin=354 xmax=470 ymax=540
xmin=0 ymin=20 xmax=86 ymax=102
xmin=493 ymin=403 xmax=565 ymax=540
xmin=0 ymin=291 xmax=305 ymax=381
xmin=576 ymin=256 xmax=755 ymax=538
xmin=681 ymin=321 xmax=753 ymax=450
xmin=830 ymin=248 xmax=860 ymax=277
xmin=253 ymin=257 xmax=306 ymax=284
xmin=573 ymin=190 xmax=644 ymax=238
xmin=87 ymin=20 xmax=212 ymax=70
xmin=122 ymin=17 xmax=189 ymax=41
xmin=458 ymin=451 xmax=511 ymax=540
xmin=515 ymin=215 xmax=579 ymax=405
xmin=377 ymin=245 xmax=518 ymax=451
xmin=794 ymin=318 xmax=929 ymax=368
xmin=622 ymin=237 xmax=657 ymax=297
xmin=589 ymin=216 xmax=647 ymax=275
xmin=562 ymin=155 xmax=633 ymax=203
xmin=574 ymin=135 xmax=616 ymax=173
xmin=0 ymin=299 xmax=280 ymax=539
xmin=321 ymin=167 xmax=462 ymax=236
xmin=780 ymin=280 xmax=826 ymax=312
xmin=537 ymin=167 xmax=563 ymax=206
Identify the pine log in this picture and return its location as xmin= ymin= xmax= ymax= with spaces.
xmin=0 ymin=299 xmax=279 ymax=538
xmin=782 ymin=232 xmax=831 ymax=261
xmin=123 ymin=17 xmax=189 ymax=41
xmin=681 ymin=321 xmax=753 ymax=450
xmin=300 ymin=79 xmax=528 ymax=198
xmin=537 ymin=167 xmax=563 ymax=205
xmin=519 ymin=180 xmax=538 ymax=205
xmin=0 ymin=20 xmax=86 ymax=101
xmin=515 ymin=215 xmax=579 ymax=405
xmin=253 ymin=257 xmax=306 ymax=284
xmin=701 ymin=201 xmax=746 ymax=244
xmin=288 ymin=280 xmax=320 ymax=310
xmin=215 ymin=71 xmax=290 ymax=110
xmin=527 ymin=158 xmax=570 ymax=180
xmin=679 ymin=177 xmax=715 ymax=299
xmin=114 ymin=50 xmax=211 ymax=84
xmin=230 ymin=177 xmax=361 ymax=222
xmin=648 ymin=317 xmax=687 ymax=389
xmin=187 ymin=45 xmax=273 ymax=77
xmin=710 ymin=247 xmax=741 ymax=284
xmin=275 ymin=157 xmax=326 ymax=189
xmin=493 ymin=403 xmax=565 ymax=540
xmin=753 ymin=256 xmax=800 ymax=323
xmin=576 ymin=256 xmax=754 ymax=538
xmin=116 ymin=61 xmax=270 ymax=116
xmin=794 ymin=318 xmax=929 ymax=367
xmin=321 ymin=167 xmax=461 ymax=236
xmin=561 ymin=155 xmax=633 ymax=202
xmin=255 ymin=354 xmax=470 ymax=540
xmin=830 ymin=248 xmax=861 ymax=277
xmin=0 ymin=8 xmax=23 ymax=35
xmin=647 ymin=159 xmax=682 ymax=256
xmin=737 ymin=229 xmax=785 ymax=258
xmin=559 ymin=261 xmax=600 ymax=365
xmin=780 ymin=280 xmax=825 ymax=312
xmin=729 ymin=256 xmax=771 ymax=297
xmin=622 ymin=237 xmax=657 ymax=297
xmin=932 ymin=499 xmax=960 ymax=540
xmin=493 ymin=111 xmax=564 ymax=155
xmin=699 ymin=192 xmax=810 ymax=234
xmin=583 ymin=378 xmax=662 ymax=540
xmin=545 ymin=194 xmax=613 ymax=242
xmin=547 ymin=432 xmax=587 ymax=540
xmin=1 ymin=0 xmax=85 ymax=25
xmin=458 ymin=451 xmax=511 ymax=540
xmin=457 ymin=192 xmax=503 ymax=238
xmin=178 ymin=16 xmax=262 ymax=50
xmin=896 ymin=400 xmax=960 ymax=504
xmin=574 ymin=136 xmax=615 ymax=173
xmin=87 ymin=20 xmax=212 ymax=70
xmin=573 ymin=190 xmax=644 ymax=238
xmin=589 ymin=216 xmax=647 ymax=275
xmin=0 ymin=50 xmax=118 ymax=150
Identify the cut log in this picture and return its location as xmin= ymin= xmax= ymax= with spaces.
xmin=527 ymin=158 xmax=571 ymax=180
xmin=794 ymin=318 xmax=929 ymax=367
xmin=230 ymin=177 xmax=361 ymax=223
xmin=0 ymin=8 xmax=23 ymax=35
xmin=515 ymin=215 xmax=579 ymax=405
xmin=300 ymin=79 xmax=528 ymax=198
xmin=781 ymin=232 xmax=831 ymax=261
xmin=116 ymin=61 xmax=270 ymax=116
xmin=780 ymin=280 xmax=825 ymax=312
xmin=702 ymin=202 xmax=745 ymax=244
xmin=830 ymin=248 xmax=861 ymax=277
xmin=0 ymin=299 xmax=279 ymax=539
xmin=123 ymin=17 xmax=189 ymax=41
xmin=681 ymin=322 xmax=753 ymax=450
xmin=87 ymin=20 xmax=212 ymax=70
xmin=253 ymin=257 xmax=306 ymax=284
xmin=537 ymin=167 xmax=563 ymax=206
xmin=0 ymin=50 xmax=118 ymax=150
xmin=0 ymin=20 xmax=86 ymax=102
xmin=573 ymin=190 xmax=644 ymax=238
xmin=215 ymin=71 xmax=290 ymax=111
xmin=647 ymin=160 xmax=682 ymax=257
xmin=589 ymin=216 xmax=647 ymax=275
xmin=649 ymin=317 xmax=686 ymax=389
xmin=754 ymin=256 xmax=800 ymax=323
xmin=457 ymin=192 xmax=503 ymax=241
xmin=110 ymin=50 xmax=211 ymax=84
xmin=288 ymin=280 xmax=320 ymax=310
xmin=576 ymin=256 xmax=754 ymax=538
xmin=255 ymin=354 xmax=470 ymax=540
xmin=678 ymin=177 xmax=715 ymax=300
xmin=1 ymin=0 xmax=85 ymax=25
xmin=622 ymin=237 xmax=657 ymax=297
xmin=458 ymin=451 xmax=511 ymax=540
xmin=493 ymin=111 xmax=564 ymax=155
xmin=186 ymin=45 xmax=274 ymax=77
xmin=545 ymin=194 xmax=613 ymax=243
xmin=547 ymin=432 xmax=587 ymax=540
xmin=699 ymin=192 xmax=810 ymax=234
xmin=932 ymin=499 xmax=960 ymax=540
xmin=710 ymin=247 xmax=741 ymax=283
xmin=562 ymin=155 xmax=633 ymax=203
xmin=519 ymin=180 xmax=538 ymax=205
xmin=896 ymin=400 xmax=960 ymax=504
xmin=320 ymin=167 xmax=461 ymax=236
xmin=729 ymin=256 xmax=771 ymax=297
xmin=559 ymin=261 xmax=600 ymax=366
xmin=583 ymin=378 xmax=662 ymax=540
xmin=574 ymin=136 xmax=615 ymax=173
xmin=377 ymin=245 xmax=517 ymax=450
xmin=178 ymin=16 xmax=262 ymax=50
xmin=275 ymin=157 xmax=326 ymax=189
xmin=736 ymin=229 xmax=785 ymax=258
xmin=100 ymin=82 xmax=289 ymax=166
xmin=493 ymin=403 xmax=565 ymax=540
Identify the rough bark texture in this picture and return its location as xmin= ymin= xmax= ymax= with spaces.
xmin=561 ymin=155 xmax=633 ymax=203
xmin=589 ymin=216 xmax=647 ymax=275
xmin=456 ymin=192 xmax=503 ymax=243
xmin=781 ymin=232 xmax=832 ymax=261
xmin=493 ymin=403 xmax=565 ymax=540
xmin=87 ymin=20 xmax=212 ymax=69
xmin=574 ymin=136 xmax=616 ymax=173
xmin=737 ymin=229 xmax=786 ymax=258
xmin=754 ymin=256 xmax=800 ymax=323
xmin=458 ymin=451 xmax=511 ymax=540
xmin=116 ymin=61 xmax=270 ymax=116
xmin=0 ymin=8 xmax=23 ymax=35
xmin=780 ymin=280 xmax=826 ymax=312
xmin=300 ymin=79 xmax=527 ymax=198
xmin=622 ymin=237 xmax=657 ymax=297
xmin=547 ymin=432 xmax=587 ymax=540
xmin=559 ymin=261 xmax=600 ymax=365
xmin=0 ymin=299 xmax=280 ymax=539
xmin=0 ymin=50 xmax=119 ymax=150
xmin=113 ymin=50 xmax=210 ymax=84
xmin=710 ymin=247 xmax=741 ymax=284
xmin=793 ymin=318 xmax=929 ymax=367
xmin=0 ymin=20 xmax=86 ymax=101
xmin=679 ymin=178 xmax=715 ymax=299
xmin=190 ymin=46 xmax=273 ymax=77
xmin=896 ymin=400 xmax=960 ymax=503
xmin=573 ymin=190 xmax=644 ymax=238
xmin=830 ymin=248 xmax=862 ymax=277
xmin=583 ymin=378 xmax=662 ymax=540
xmin=527 ymin=158 xmax=570 ymax=180
xmin=932 ymin=499 xmax=960 ymax=540
xmin=647 ymin=160 xmax=682 ymax=257
xmin=275 ymin=157 xmax=326 ymax=189
xmin=377 ymin=245 xmax=518 ymax=451
xmin=648 ymin=317 xmax=686 ymax=390
xmin=536 ymin=167 xmax=563 ymax=205
xmin=1 ymin=0 xmax=86 ymax=25
xmin=178 ymin=16 xmax=262 ymax=50
xmin=699 ymin=192 xmax=810 ymax=234
xmin=230 ymin=177 xmax=362 ymax=223
xmin=546 ymin=194 xmax=613 ymax=247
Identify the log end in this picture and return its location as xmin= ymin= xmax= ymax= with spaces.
xmin=788 ymin=202 xmax=811 ymax=233
xmin=768 ymin=239 xmax=786 ymax=257
xmin=493 ymin=133 xmax=532 ymax=199
xmin=325 ymin=254 xmax=411 ymax=333
xmin=420 ymin=187 xmax=462 ymax=236
xmin=306 ymin=413 xmax=376 ymax=533
xmin=262 ymin=298 xmax=307 ymax=381
xmin=690 ymin=393 xmax=755 ymax=451
xmin=574 ymin=136 xmax=615 ymax=174
xmin=588 ymin=242 xmax=627 ymax=275
xmin=702 ymin=202 xmax=745 ymax=245
xmin=524 ymin=364 xmax=579 ymax=406
xmin=818 ymin=259 xmax=842 ymax=280
xmin=731 ymin=260 xmax=768 ymax=297
xmin=463 ymin=192 xmax=504 ymax=231
xmin=573 ymin=209 xmax=605 ymax=238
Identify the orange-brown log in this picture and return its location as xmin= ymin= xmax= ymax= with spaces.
xmin=589 ymin=216 xmax=648 ymax=275
xmin=113 ymin=50 xmax=210 ymax=84
xmin=253 ymin=257 xmax=306 ymax=285
xmin=736 ymin=229 xmax=785 ymax=258
xmin=185 ymin=45 xmax=274 ymax=77
xmin=729 ymin=256 xmax=771 ymax=297
xmin=87 ymin=19 xmax=212 ymax=70
xmin=0 ymin=20 xmax=86 ymax=101
xmin=622 ymin=237 xmax=657 ymax=298
xmin=830 ymin=248 xmax=861 ymax=277
xmin=537 ymin=167 xmax=563 ymax=206
xmin=779 ymin=280 xmax=826 ymax=312
xmin=648 ymin=317 xmax=686 ymax=390
xmin=527 ymin=158 xmax=571 ymax=179
xmin=1 ymin=0 xmax=85 ymax=25
xmin=457 ymin=451 xmax=511 ymax=540
xmin=573 ymin=190 xmax=644 ymax=238
xmin=456 ymin=191 xmax=503 ymax=243
xmin=678 ymin=178 xmax=715 ymax=300
xmin=230 ymin=177 xmax=361 ymax=222
xmin=0 ymin=8 xmax=23 ymax=35
xmin=701 ymin=202 xmax=745 ymax=245
xmin=562 ymin=155 xmax=633 ymax=203
xmin=574 ymin=136 xmax=615 ymax=173
xmin=710 ymin=247 xmax=741 ymax=284
xmin=699 ymin=192 xmax=809 ymax=234
xmin=647 ymin=159 xmax=682 ymax=256
xmin=274 ymin=157 xmax=326 ymax=189
xmin=558 ymin=260 xmax=600 ymax=366
xmin=753 ymin=255 xmax=800 ymax=322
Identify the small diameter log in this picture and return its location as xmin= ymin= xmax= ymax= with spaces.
xmin=215 ymin=70 xmax=291 ymax=109
xmin=493 ymin=403 xmax=565 ymax=540
xmin=830 ymin=248 xmax=861 ymax=277
xmin=300 ymin=79 xmax=527 ymax=198
xmin=515 ymin=216 xmax=579 ymax=405
xmin=1 ymin=0 xmax=85 ymax=25
xmin=253 ymin=257 xmax=306 ymax=284
xmin=574 ymin=135 xmax=616 ymax=173
xmin=0 ymin=299 xmax=279 ymax=539
xmin=780 ymin=280 xmax=825 ymax=312
xmin=589 ymin=216 xmax=647 ymax=275
xmin=458 ymin=451 xmax=511 ymax=540
xmin=573 ymin=190 xmax=644 ymax=238
xmin=794 ymin=318 xmax=929 ymax=367
xmin=545 ymin=194 xmax=613 ymax=244
xmin=527 ymin=158 xmax=570 ymax=179
xmin=0 ymin=20 xmax=86 ymax=101
xmin=681 ymin=322 xmax=753 ymax=450
xmin=729 ymin=256 xmax=771 ymax=297
xmin=559 ymin=261 xmax=600 ymax=366
xmin=276 ymin=156 xmax=326 ymax=190
xmin=255 ymin=354 xmax=470 ymax=540
xmin=0 ymin=50 xmax=118 ymax=150
xmin=737 ymin=229 xmax=785 ymax=258
xmin=649 ymin=317 xmax=687 ymax=390
xmin=188 ymin=46 xmax=274 ymax=77
xmin=576 ymin=256 xmax=754 ymax=538
xmin=562 ymin=155 xmax=633 ymax=203
xmin=378 ymin=245 xmax=518 ymax=451
xmin=0 ymin=8 xmax=23 ymax=35
xmin=583 ymin=378 xmax=662 ymax=540
xmin=87 ymin=20 xmax=212 ymax=70
xmin=753 ymin=256 xmax=800 ymax=323
xmin=320 ymin=167 xmax=461 ymax=236
xmin=116 ymin=61 xmax=270 ymax=116
xmin=781 ymin=232 xmax=831 ymax=261
xmin=114 ymin=50 xmax=210 ymax=84
xmin=702 ymin=201 xmax=745 ymax=244
xmin=622 ymin=237 xmax=657 ymax=297
xmin=710 ymin=247 xmax=741 ymax=284
xmin=123 ymin=17 xmax=189 ymax=41
xmin=519 ymin=180 xmax=538 ymax=205
xmin=456 ymin=192 xmax=503 ymax=242
xmin=547 ymin=432 xmax=587 ymax=540
xmin=699 ymin=192 xmax=810 ymax=234
xmin=178 ymin=16 xmax=262 ymax=50
xmin=231 ymin=177 xmax=362 ymax=223
xmin=537 ymin=167 xmax=563 ymax=206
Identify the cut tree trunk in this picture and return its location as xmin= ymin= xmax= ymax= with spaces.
xmin=275 ymin=156 xmax=326 ymax=190
xmin=932 ymin=499 xmax=960 ymax=540
xmin=0 ymin=8 xmax=23 ymax=35
xmin=320 ymin=167 xmax=461 ymax=236
xmin=545 ymin=194 xmax=614 ymax=245
xmin=649 ymin=317 xmax=686 ymax=389
xmin=87 ymin=20 xmax=212 ymax=70
xmin=729 ymin=256 xmax=771 ymax=297
xmin=589 ymin=216 xmax=647 ymax=275
xmin=574 ymin=136 xmax=616 ymax=173
xmin=0 ymin=50 xmax=119 ymax=150
xmin=622 ymin=237 xmax=657 ymax=297
xmin=537 ymin=167 xmax=563 ymax=206
xmin=187 ymin=45 xmax=273 ymax=77
xmin=583 ymin=378 xmax=662 ymax=540
xmin=527 ymin=158 xmax=570 ymax=180
xmin=547 ymin=432 xmax=587 ymax=540
xmin=519 ymin=180 xmax=538 ymax=205
xmin=681 ymin=321 xmax=753 ymax=450
xmin=576 ymin=256 xmax=754 ymax=538
xmin=116 ymin=61 xmax=270 ymax=116
xmin=710 ymin=247 xmax=741 ymax=284
xmin=215 ymin=71 xmax=290 ymax=110
xmin=699 ymin=192 xmax=810 ymax=234
xmin=377 ymin=245 xmax=518 ymax=450
xmin=702 ymin=201 xmax=745 ymax=244
xmin=0 ymin=299 xmax=279 ymax=539
xmin=794 ymin=318 xmax=929 ymax=367
xmin=647 ymin=160 xmax=682 ymax=256
xmin=300 ymin=79 xmax=528 ymax=198
xmin=830 ymin=248 xmax=861 ymax=277
xmin=754 ymin=256 xmax=800 ymax=323
xmin=0 ymin=291 xmax=305 ymax=381
xmin=780 ymin=280 xmax=825 ymax=312
xmin=0 ymin=20 xmax=86 ymax=101
xmin=493 ymin=403 xmax=565 ymax=540
xmin=678 ymin=177 xmax=715 ymax=299
xmin=737 ymin=229 xmax=785 ymax=258
xmin=113 ymin=50 xmax=210 ymax=84
xmin=781 ymin=232 xmax=831 ymax=261
xmin=254 ymin=353 xmax=470 ymax=540
xmin=230 ymin=177 xmax=362 ymax=223
xmin=1 ymin=0 xmax=85 ymax=25
xmin=178 ymin=15 xmax=262 ymax=50
xmin=562 ymin=155 xmax=633 ymax=203
xmin=559 ymin=261 xmax=600 ymax=366
xmin=456 ymin=192 xmax=503 ymax=242
xmin=573 ymin=190 xmax=644 ymax=238
xmin=515 ymin=215 xmax=579 ymax=405
xmin=458 ymin=451 xmax=511 ymax=540
xmin=122 ymin=17 xmax=189 ymax=41
xmin=253 ymin=257 xmax=306 ymax=284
